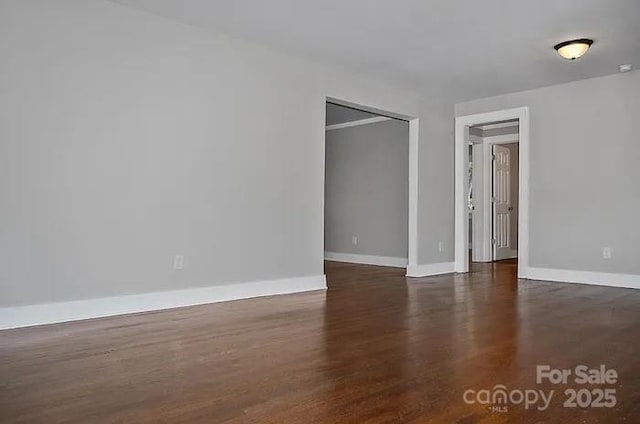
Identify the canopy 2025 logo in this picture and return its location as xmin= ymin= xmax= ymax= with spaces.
xmin=463 ymin=365 xmax=618 ymax=413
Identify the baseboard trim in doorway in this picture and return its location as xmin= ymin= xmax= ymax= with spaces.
xmin=406 ymin=262 xmax=455 ymax=277
xmin=0 ymin=275 xmax=327 ymax=330
xmin=324 ymin=252 xmax=407 ymax=268
xmin=525 ymin=267 xmax=640 ymax=290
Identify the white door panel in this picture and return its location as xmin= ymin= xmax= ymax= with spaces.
xmin=492 ymin=145 xmax=511 ymax=260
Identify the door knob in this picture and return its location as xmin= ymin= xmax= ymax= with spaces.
xmin=508 ymin=206 xmax=514 ymax=211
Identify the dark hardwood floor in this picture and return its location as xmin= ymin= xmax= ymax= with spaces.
xmin=1 ymin=260 xmax=639 ymax=423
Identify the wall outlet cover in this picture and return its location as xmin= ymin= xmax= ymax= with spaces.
xmin=173 ymin=254 xmax=185 ymax=270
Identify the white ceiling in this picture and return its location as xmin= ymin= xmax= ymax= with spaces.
xmin=111 ymin=0 xmax=640 ymax=102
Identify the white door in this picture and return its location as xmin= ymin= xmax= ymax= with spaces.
xmin=492 ymin=145 xmax=512 ymax=260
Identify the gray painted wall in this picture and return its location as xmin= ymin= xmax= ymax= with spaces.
xmin=469 ymin=123 xmax=518 ymax=138
xmin=457 ymin=70 xmax=640 ymax=274
xmin=417 ymin=105 xmax=454 ymax=265
xmin=0 ymin=0 xmax=454 ymax=307
xmin=469 ymin=127 xmax=483 ymax=138
xmin=325 ymin=119 xmax=409 ymax=258
xmin=326 ymin=103 xmax=378 ymax=126
xmin=483 ymin=125 xmax=519 ymax=138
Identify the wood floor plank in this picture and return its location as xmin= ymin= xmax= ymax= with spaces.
xmin=1 ymin=260 xmax=639 ymax=423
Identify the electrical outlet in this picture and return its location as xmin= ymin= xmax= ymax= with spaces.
xmin=602 ymin=247 xmax=612 ymax=259
xmin=438 ymin=241 xmax=445 ymax=253
xmin=352 ymin=236 xmax=358 ymax=246
xmin=173 ymin=254 xmax=185 ymax=270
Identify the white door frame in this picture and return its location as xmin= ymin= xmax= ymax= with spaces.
xmin=455 ymin=107 xmax=530 ymax=278
xmin=324 ymin=97 xmax=419 ymax=272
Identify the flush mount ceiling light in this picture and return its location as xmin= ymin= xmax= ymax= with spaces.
xmin=554 ymin=38 xmax=594 ymax=60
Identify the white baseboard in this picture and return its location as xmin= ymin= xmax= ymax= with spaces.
xmin=406 ymin=262 xmax=455 ymax=277
xmin=0 ymin=275 xmax=327 ymax=330
xmin=524 ymin=267 xmax=640 ymax=290
xmin=324 ymin=252 xmax=407 ymax=268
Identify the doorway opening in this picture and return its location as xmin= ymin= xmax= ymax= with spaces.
xmin=323 ymin=100 xmax=415 ymax=271
xmin=454 ymin=107 xmax=530 ymax=278
xmin=468 ymin=120 xmax=519 ymax=264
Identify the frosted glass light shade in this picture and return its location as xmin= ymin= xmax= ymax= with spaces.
xmin=554 ymin=39 xmax=593 ymax=60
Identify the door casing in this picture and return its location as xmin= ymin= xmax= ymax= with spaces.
xmin=454 ymin=107 xmax=530 ymax=278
